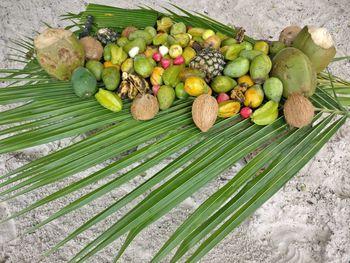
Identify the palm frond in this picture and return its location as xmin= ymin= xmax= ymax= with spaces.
xmin=0 ymin=3 xmax=349 ymax=263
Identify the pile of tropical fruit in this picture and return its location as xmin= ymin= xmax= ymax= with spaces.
xmin=33 ymin=15 xmax=336 ymax=132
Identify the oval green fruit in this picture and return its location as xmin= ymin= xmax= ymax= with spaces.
xmin=128 ymin=30 xmax=153 ymax=45
xmin=211 ymin=75 xmax=237 ymax=93
xmin=241 ymin=41 xmax=253 ymax=50
xmin=157 ymin=85 xmax=175 ymax=110
xmin=123 ymin=38 xmax=147 ymax=53
xmin=71 ymin=67 xmax=97 ymax=98
xmin=271 ymin=47 xmax=316 ymax=97
xmin=223 ymin=57 xmax=250 ymax=78
xmin=85 ymin=60 xmax=103 ymax=81
xmin=239 ymin=49 xmax=263 ymax=61
xmin=224 ymin=44 xmax=245 ymax=60
xmin=263 ymin=77 xmax=283 ymax=102
xmin=175 ymin=82 xmax=189 ymax=99
xmin=134 ymin=55 xmax=154 ymax=78
xmin=249 ymin=54 xmax=272 ymax=84
xmin=102 ymin=67 xmax=120 ymax=91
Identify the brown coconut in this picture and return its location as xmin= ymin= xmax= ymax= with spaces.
xmin=283 ymin=93 xmax=315 ymax=128
xmin=79 ymin=36 xmax=103 ymax=61
xmin=192 ymin=94 xmax=218 ymax=132
xmin=279 ymin=25 xmax=302 ymax=46
xmin=131 ymin=94 xmax=159 ymax=121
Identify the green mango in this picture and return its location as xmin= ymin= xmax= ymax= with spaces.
xmin=223 ymin=57 xmax=250 ymax=78
xmin=251 ymin=100 xmax=279 ymax=125
xmin=175 ymin=82 xmax=189 ymax=99
xmin=102 ymin=67 xmax=120 ymax=91
xmin=134 ymin=55 xmax=154 ymax=78
xmin=103 ymin=43 xmax=114 ymax=61
xmin=224 ymin=44 xmax=245 ymax=60
xmin=128 ymin=30 xmax=153 ymax=45
xmin=85 ymin=60 xmax=103 ymax=81
xmin=249 ymin=54 xmax=272 ymax=84
xmin=123 ymin=38 xmax=147 ymax=53
xmin=239 ymin=49 xmax=263 ymax=61
xmin=241 ymin=41 xmax=253 ymax=50
xmin=157 ymin=85 xmax=175 ymax=110
xmin=71 ymin=67 xmax=97 ymax=98
xmin=162 ymin=64 xmax=185 ymax=87
xmin=263 ymin=77 xmax=283 ymax=102
xmin=221 ymin=38 xmax=237 ymax=46
xmin=211 ymin=76 xmax=237 ymax=93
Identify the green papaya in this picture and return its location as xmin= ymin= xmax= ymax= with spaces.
xmin=134 ymin=55 xmax=154 ymax=78
xmin=211 ymin=76 xmax=237 ymax=93
xmin=157 ymin=85 xmax=175 ymax=110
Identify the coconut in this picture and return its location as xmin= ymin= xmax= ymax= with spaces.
xmin=271 ymin=47 xmax=317 ymax=98
xmin=279 ymin=25 xmax=302 ymax=46
xmin=79 ymin=36 xmax=103 ymax=61
xmin=192 ymin=94 xmax=218 ymax=132
xmin=131 ymin=94 xmax=159 ymax=121
xmin=34 ymin=28 xmax=85 ymax=80
xmin=283 ymin=93 xmax=315 ymax=128
xmin=293 ymin=26 xmax=336 ymax=73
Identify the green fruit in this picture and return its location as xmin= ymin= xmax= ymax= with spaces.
xmin=271 ymin=47 xmax=316 ymax=97
xmin=162 ymin=65 xmax=185 ymax=87
xmin=117 ymin=37 xmax=129 ymax=47
xmin=173 ymin=33 xmax=190 ymax=47
xmin=111 ymin=45 xmax=128 ymax=65
xmin=251 ymin=100 xmax=279 ymax=125
xmin=263 ymin=77 xmax=283 ymax=102
xmin=221 ymin=38 xmax=237 ymax=46
xmin=224 ymin=44 xmax=245 ymax=60
xmin=124 ymin=38 xmax=147 ymax=53
xmin=182 ymin=47 xmax=197 ymax=65
xmin=216 ymin=32 xmax=229 ymax=41
xmin=121 ymin=58 xmax=134 ymax=73
xmin=269 ymin=41 xmax=285 ymax=56
xmin=157 ymin=85 xmax=175 ymax=110
xmin=153 ymin=33 xmax=168 ymax=46
xmin=85 ymin=60 xmax=103 ymax=81
xmin=103 ymin=43 xmax=113 ymax=61
xmin=224 ymin=57 xmax=250 ymax=78
xmin=211 ymin=75 xmax=237 ymax=93
xmin=134 ymin=55 xmax=154 ymax=78
xmin=95 ymin=88 xmax=123 ymax=112
xmin=128 ymin=30 xmax=153 ymax=45
xmin=144 ymin=26 xmax=157 ymax=38
xmin=102 ymin=67 xmax=120 ymax=91
xmin=187 ymin=27 xmax=205 ymax=37
xmin=249 ymin=54 xmax=272 ymax=84
xmin=239 ymin=49 xmax=263 ymax=61
xmin=71 ymin=67 xmax=97 ymax=98
xmin=175 ymin=82 xmax=189 ymax=99
xmin=179 ymin=68 xmax=206 ymax=82
xmin=241 ymin=41 xmax=253 ymax=50
xmin=170 ymin=22 xmax=186 ymax=35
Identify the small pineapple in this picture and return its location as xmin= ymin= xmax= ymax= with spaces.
xmin=96 ymin=28 xmax=119 ymax=45
xmin=189 ymin=47 xmax=226 ymax=82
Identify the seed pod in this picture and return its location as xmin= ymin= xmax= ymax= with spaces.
xmin=192 ymin=94 xmax=218 ymax=132
xmin=283 ymin=93 xmax=314 ymax=128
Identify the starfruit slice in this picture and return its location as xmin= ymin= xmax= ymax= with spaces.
xmin=251 ymin=100 xmax=279 ymax=125
xmin=95 ymin=88 xmax=123 ymax=112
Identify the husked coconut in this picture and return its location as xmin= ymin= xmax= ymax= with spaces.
xmin=79 ymin=36 xmax=103 ymax=61
xmin=131 ymin=94 xmax=159 ymax=121
xmin=192 ymin=94 xmax=218 ymax=132
xmin=283 ymin=93 xmax=314 ymax=128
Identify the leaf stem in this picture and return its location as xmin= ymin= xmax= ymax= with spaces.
xmin=314 ymin=107 xmax=348 ymax=116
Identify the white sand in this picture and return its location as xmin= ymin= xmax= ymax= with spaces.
xmin=0 ymin=0 xmax=349 ymax=262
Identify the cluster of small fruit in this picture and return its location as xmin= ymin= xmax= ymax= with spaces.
xmin=72 ymin=15 xmax=287 ymax=128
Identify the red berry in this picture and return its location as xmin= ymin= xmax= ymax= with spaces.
xmin=161 ymin=58 xmax=172 ymax=69
xmin=240 ymin=107 xmax=253 ymax=119
xmin=152 ymin=52 xmax=162 ymax=62
xmin=216 ymin=93 xmax=230 ymax=103
xmin=173 ymin=56 xmax=185 ymax=65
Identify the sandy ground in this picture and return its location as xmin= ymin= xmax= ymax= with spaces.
xmin=0 ymin=0 xmax=350 ymax=262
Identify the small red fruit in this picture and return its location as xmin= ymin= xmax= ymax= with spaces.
xmin=161 ymin=58 xmax=172 ymax=69
xmin=152 ymin=85 xmax=160 ymax=96
xmin=240 ymin=107 xmax=253 ymax=119
xmin=216 ymin=93 xmax=230 ymax=103
xmin=152 ymin=52 xmax=162 ymax=62
xmin=173 ymin=56 xmax=185 ymax=65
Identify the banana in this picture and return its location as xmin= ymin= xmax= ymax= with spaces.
xmin=118 ymin=72 xmax=150 ymax=99
xmin=230 ymin=85 xmax=247 ymax=102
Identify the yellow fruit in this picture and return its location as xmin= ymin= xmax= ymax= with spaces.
xmin=244 ymin=85 xmax=264 ymax=108
xmin=104 ymin=61 xmax=120 ymax=70
xmin=218 ymin=100 xmax=241 ymax=118
xmin=254 ymin=41 xmax=269 ymax=55
xmin=208 ymin=87 xmax=212 ymax=96
xmin=184 ymin=76 xmax=209 ymax=96
xmin=237 ymin=75 xmax=254 ymax=87
xmin=151 ymin=67 xmax=165 ymax=86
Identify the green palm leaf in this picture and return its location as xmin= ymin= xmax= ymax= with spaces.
xmin=0 ymin=3 xmax=349 ymax=263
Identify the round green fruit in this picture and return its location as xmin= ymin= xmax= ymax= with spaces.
xmin=102 ymin=67 xmax=120 ymax=91
xmin=175 ymin=82 xmax=189 ymax=99
xmin=157 ymin=85 xmax=175 ymax=110
xmin=263 ymin=77 xmax=283 ymax=102
xmin=85 ymin=60 xmax=103 ymax=81
xmin=224 ymin=57 xmax=250 ymax=78
xmin=211 ymin=75 xmax=237 ymax=93
xmin=71 ymin=67 xmax=97 ymax=98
